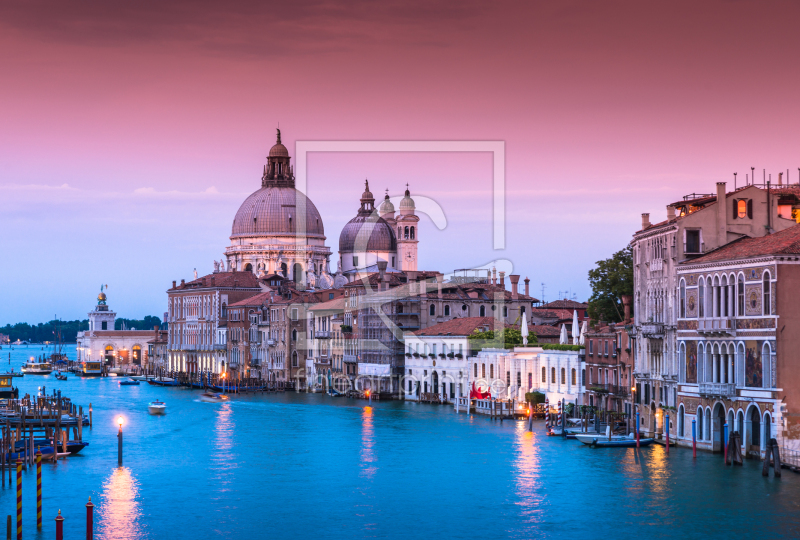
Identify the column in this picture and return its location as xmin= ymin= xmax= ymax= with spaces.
xmin=712 ymin=353 xmax=718 ymax=383
xmin=719 ymin=353 xmax=726 ymax=384
xmin=712 ymin=287 xmax=719 ymax=318
xmin=728 ymin=354 xmax=734 ymax=384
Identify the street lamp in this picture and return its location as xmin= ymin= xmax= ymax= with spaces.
xmin=117 ymin=415 xmax=124 ymax=466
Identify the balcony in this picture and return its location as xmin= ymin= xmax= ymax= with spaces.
xmin=315 ymin=331 xmax=331 ymax=339
xmin=699 ymin=382 xmax=736 ymax=398
xmin=213 ymin=344 xmax=226 ymax=350
xmin=698 ymin=317 xmax=735 ymax=336
xmin=640 ymin=323 xmax=665 ymax=338
xmin=266 ymin=339 xmax=277 ymax=346
xmin=586 ymin=384 xmax=629 ymax=397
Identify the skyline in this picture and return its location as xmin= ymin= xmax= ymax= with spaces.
xmin=4 ymin=0 xmax=800 ymax=323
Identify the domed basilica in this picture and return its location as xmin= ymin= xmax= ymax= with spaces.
xmin=223 ymin=130 xmax=419 ymax=288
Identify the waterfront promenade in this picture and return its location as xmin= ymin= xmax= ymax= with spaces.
xmin=0 ymin=344 xmax=799 ymax=539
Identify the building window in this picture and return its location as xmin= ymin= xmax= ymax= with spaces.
xmin=101 ymin=321 xmax=107 ymax=330
xmin=582 ymin=369 xmax=585 ymax=386
xmin=698 ymin=278 xmax=705 ymax=318
xmin=430 ymin=305 xmax=436 ymax=316
xmin=479 ymin=305 xmax=485 ymax=317
xmin=589 ymin=340 xmax=593 ymax=355
xmin=444 ymin=305 xmax=450 ymax=316
xmin=679 ymin=279 xmax=686 ymax=318
xmin=352 ymin=256 xmax=359 ymax=267
xmin=410 ymin=226 xmax=415 ymax=239
xmin=551 ymin=367 xmax=555 ymax=383
xmin=541 ymin=367 xmax=546 ymax=382
xmin=506 ymin=371 xmax=511 ymax=387
xmin=474 ymin=363 xmax=478 ymax=378
xmin=686 ymin=230 xmax=701 ymax=254
xmin=763 ymin=272 xmax=771 ymax=315
xmin=516 ymin=371 xmax=521 ymax=387
xmin=737 ymin=274 xmax=745 ymax=316
xmin=571 ymin=368 xmax=577 ymax=385
xmin=503 ymin=306 xmax=508 ymax=318
xmin=490 ymin=365 xmax=494 ymax=379
xmin=528 ymin=372 xmax=532 ymax=389
xmin=481 ymin=364 xmax=485 ymax=378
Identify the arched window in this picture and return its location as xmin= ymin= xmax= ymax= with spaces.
xmin=763 ymin=272 xmax=771 ymax=315
xmin=696 ymin=407 xmax=704 ymax=441
xmin=541 ymin=367 xmax=546 ymax=382
xmin=444 ymin=305 xmax=450 ymax=316
xmin=560 ymin=368 xmax=565 ymax=385
xmin=291 ymin=329 xmax=297 ymax=341
xmin=551 ymin=367 xmax=556 ymax=383
xmin=737 ymin=274 xmax=745 ymax=316
xmin=430 ymin=305 xmax=436 ymax=316
xmin=571 ymin=368 xmax=576 ymax=385
xmin=221 ymin=303 xmax=227 ymax=318
xmin=679 ymin=342 xmax=686 ymax=382
xmin=698 ymin=278 xmax=705 ymax=318
xmin=474 ymin=363 xmax=478 ymax=377
xmin=678 ymin=405 xmax=685 ymax=438
xmin=764 ymin=412 xmax=772 ymax=443
xmin=481 ymin=364 xmax=485 ymax=378
xmin=404 ymin=226 xmax=409 ymax=239
xmin=489 ymin=365 xmax=493 ymax=379
xmin=679 ymin=279 xmax=686 ymax=318
xmin=410 ymin=226 xmax=415 ymax=239
xmin=705 ymin=408 xmax=711 ymax=441
xmin=503 ymin=306 xmax=508 ymax=318
xmin=292 ymin=351 xmax=298 ymax=367
xmin=762 ymin=342 xmax=773 ymax=389
xmin=244 ymin=263 xmax=253 ymax=272
xmin=479 ymin=305 xmax=485 ymax=317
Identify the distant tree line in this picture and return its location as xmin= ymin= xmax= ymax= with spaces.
xmin=0 ymin=316 xmax=163 ymax=343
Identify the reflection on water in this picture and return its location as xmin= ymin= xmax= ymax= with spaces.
xmin=360 ymin=406 xmax=376 ymax=479
xmin=513 ymin=423 xmax=543 ymax=523
xmin=211 ymin=403 xmax=236 ymax=492
xmin=97 ymin=467 xmax=142 ymax=540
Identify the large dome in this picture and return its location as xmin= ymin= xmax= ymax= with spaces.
xmin=339 ymin=216 xmax=397 ymax=253
xmin=232 ymin=186 xmax=325 ymax=238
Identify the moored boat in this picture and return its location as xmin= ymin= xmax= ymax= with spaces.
xmin=119 ymin=378 xmax=140 ymax=386
xmin=574 ymin=433 xmax=654 ymax=447
xmin=148 ymin=400 xmax=167 ymax=414
xmin=21 ymin=359 xmax=53 ymax=375
xmin=76 ymin=361 xmax=103 ymax=377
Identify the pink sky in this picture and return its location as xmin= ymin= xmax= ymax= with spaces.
xmin=2 ymin=0 xmax=800 ymax=322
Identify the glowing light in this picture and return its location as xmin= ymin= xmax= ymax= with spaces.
xmin=117 ymin=415 xmax=124 ymax=428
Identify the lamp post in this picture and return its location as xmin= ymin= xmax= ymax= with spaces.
xmin=117 ymin=416 xmax=123 ymax=467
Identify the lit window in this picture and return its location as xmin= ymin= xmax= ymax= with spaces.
xmin=737 ymin=199 xmax=747 ymax=219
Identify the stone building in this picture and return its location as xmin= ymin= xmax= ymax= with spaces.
xmin=76 ymin=289 xmax=159 ymax=368
xmin=630 ymin=180 xmax=799 ymax=439
xmin=674 ymin=223 xmax=800 ymax=455
xmin=583 ymin=322 xmax=633 ymax=415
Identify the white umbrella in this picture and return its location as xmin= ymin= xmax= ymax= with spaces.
xmin=521 ymin=312 xmax=529 ymax=346
xmin=579 ymin=320 xmax=588 ymax=346
xmin=559 ymin=324 xmax=568 ymax=344
xmin=572 ymin=310 xmax=579 ymax=345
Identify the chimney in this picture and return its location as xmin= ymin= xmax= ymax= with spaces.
xmin=524 ymin=277 xmax=530 ymax=297
xmin=172 ymin=280 xmax=176 ymax=289
xmin=437 ymin=274 xmax=443 ymax=299
xmin=641 ymin=213 xmax=650 ymax=229
xmin=509 ymin=275 xmax=520 ymax=299
xmin=211 ymin=276 xmax=216 ymax=287
xmin=621 ymin=295 xmax=632 ymax=322
xmin=667 ymin=205 xmax=676 ymax=221
xmin=499 ymin=271 xmax=505 ymax=289
xmin=180 ymin=279 xmax=185 ymax=286
xmin=779 ymin=172 xmax=783 ymax=186
xmin=716 ymin=182 xmax=727 ymax=245
xmin=491 ymin=267 xmax=497 ymax=286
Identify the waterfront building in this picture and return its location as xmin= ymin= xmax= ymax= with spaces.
xmin=470 ymin=345 xmax=585 ymax=405
xmin=0 ymin=334 xmax=9 ymax=345
xmin=630 ymin=180 xmax=799 ymax=440
xmin=76 ymin=289 xmax=159 ymax=368
xmin=147 ymin=329 xmax=168 ymax=370
xmin=403 ymin=317 xmax=508 ymax=402
xmin=530 ymin=299 xmax=589 ymax=333
xmin=675 ymin=223 xmax=800 ymax=455
xmin=166 ymin=271 xmax=261 ymax=375
xmin=307 ymin=296 xmax=346 ymax=390
xmin=583 ymin=322 xmax=633 ymax=414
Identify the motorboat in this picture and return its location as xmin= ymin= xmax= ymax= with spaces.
xmin=21 ymin=360 xmax=53 ymax=375
xmin=76 ymin=361 xmax=103 ymax=377
xmin=129 ymin=375 xmax=156 ymax=381
xmin=575 ymin=427 xmax=654 ymax=447
xmin=119 ymin=378 xmax=140 ymax=386
xmin=199 ymin=392 xmax=230 ymax=403
xmin=0 ymin=374 xmax=19 ymax=399
xmin=148 ymin=400 xmax=167 ymax=414
xmin=148 ymin=378 xmax=179 ymax=386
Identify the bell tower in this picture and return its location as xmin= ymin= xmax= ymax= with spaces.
xmin=396 ymin=184 xmax=419 ymax=271
xmin=88 ymin=285 xmax=116 ymax=332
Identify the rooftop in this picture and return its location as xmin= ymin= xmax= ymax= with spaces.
xmin=684 ymin=222 xmax=800 ymax=264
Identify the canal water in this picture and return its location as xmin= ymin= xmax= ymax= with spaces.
xmin=1 ymin=344 xmax=799 ymax=540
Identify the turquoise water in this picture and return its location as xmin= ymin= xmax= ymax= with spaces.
xmin=1 ymin=344 xmax=799 ymax=540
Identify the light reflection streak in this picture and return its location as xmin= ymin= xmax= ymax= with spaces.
xmin=97 ymin=467 xmax=142 ymax=540
xmin=512 ymin=422 xmax=544 ymax=523
xmin=211 ymin=403 xmax=236 ymax=492
xmin=360 ymin=406 xmax=376 ymax=479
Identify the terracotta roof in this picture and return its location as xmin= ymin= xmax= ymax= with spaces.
xmin=169 ymin=271 xmax=261 ymax=291
xmin=538 ymin=299 xmax=588 ymax=310
xmin=413 ymin=317 xmax=516 ymax=336
xmin=532 ymin=308 xmax=587 ymax=321
xmin=87 ymin=330 xmax=157 ymax=337
xmin=228 ymin=288 xmax=345 ymax=308
xmin=308 ymin=296 xmax=346 ymax=312
xmin=685 ymin=223 xmax=800 ymax=264
xmin=529 ymin=325 xmax=560 ymax=336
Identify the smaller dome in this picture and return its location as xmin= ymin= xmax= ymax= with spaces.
xmin=379 ymin=193 xmax=394 ymax=214
xmin=361 ymin=179 xmax=373 ymax=200
xmin=269 ymin=143 xmax=289 ymax=157
xmin=98 ymin=292 xmax=107 ymax=302
xmin=399 ymin=186 xmax=415 ymax=210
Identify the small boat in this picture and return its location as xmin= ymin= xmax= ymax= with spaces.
xmin=199 ymin=392 xmax=230 ymax=403
xmin=148 ymin=400 xmax=167 ymax=414
xmin=128 ymin=375 xmax=156 ymax=381
xmin=15 ymin=440 xmax=88 ymax=455
xmin=55 ymin=373 xmax=67 ymax=381
xmin=119 ymin=379 xmax=140 ymax=386
xmin=575 ymin=428 xmax=654 ymax=447
xmin=148 ymin=378 xmax=179 ymax=386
